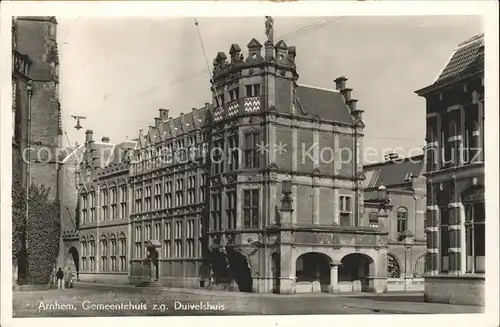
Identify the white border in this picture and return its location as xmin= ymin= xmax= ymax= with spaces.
xmin=1 ymin=1 xmax=499 ymax=327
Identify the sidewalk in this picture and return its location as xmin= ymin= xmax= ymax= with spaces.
xmin=73 ymin=281 xmax=422 ymax=299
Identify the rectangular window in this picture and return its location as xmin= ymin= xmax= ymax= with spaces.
xmin=135 ymin=226 xmax=142 ymax=242
xmin=245 ymin=84 xmax=261 ymax=97
xmin=174 ymin=238 xmax=183 ymax=258
xmin=212 ymin=139 xmax=224 ymax=175
xmin=339 ymin=196 xmax=352 ymax=226
xmin=175 ymin=178 xmax=184 ymax=207
xmin=211 ymin=194 xmax=222 ymax=231
xmin=186 ymin=220 xmax=195 ymax=258
xmin=397 ymin=210 xmax=408 ymax=233
xmin=440 ymin=207 xmax=449 ymax=272
xmin=243 ymin=190 xmax=259 ymax=228
xmin=154 ymin=223 xmax=161 ymax=240
xmin=465 ymin=202 xmax=485 ymax=273
xmin=187 ymin=175 xmax=196 ymax=204
xmin=164 ymin=240 xmax=171 ymax=258
xmin=226 ymin=190 xmax=237 ymax=230
xmin=244 ymin=133 xmax=260 ymax=169
xmin=228 ymin=135 xmax=239 ymax=172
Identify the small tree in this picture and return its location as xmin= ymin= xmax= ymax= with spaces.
xmin=26 ymin=184 xmax=61 ymax=284
xmin=12 ymin=164 xmax=26 ymax=261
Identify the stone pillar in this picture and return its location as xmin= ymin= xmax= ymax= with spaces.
xmin=279 ymin=242 xmax=295 ymax=294
xmin=328 ymin=263 xmax=340 ymax=293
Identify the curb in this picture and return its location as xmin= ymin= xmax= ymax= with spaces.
xmin=74 ymin=282 xmax=423 ymax=299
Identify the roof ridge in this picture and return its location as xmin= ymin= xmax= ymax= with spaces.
xmin=298 ymin=84 xmax=339 ymax=93
xmin=457 ymin=33 xmax=484 ymax=47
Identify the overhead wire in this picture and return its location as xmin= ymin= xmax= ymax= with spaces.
xmin=94 ymin=16 xmax=345 ymax=111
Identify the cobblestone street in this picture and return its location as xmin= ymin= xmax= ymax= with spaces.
xmin=12 ymin=282 xmax=483 ymax=317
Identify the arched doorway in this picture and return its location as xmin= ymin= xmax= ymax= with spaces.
xmin=146 ymin=246 xmax=159 ymax=281
xmin=210 ymin=249 xmax=231 ymax=285
xmin=296 ymin=252 xmax=331 ymax=292
xmin=339 ymin=253 xmax=374 ymax=292
xmin=68 ymin=247 xmax=79 ymax=280
xmin=271 ymin=252 xmax=280 ymax=294
xmin=226 ymin=248 xmax=253 ymax=293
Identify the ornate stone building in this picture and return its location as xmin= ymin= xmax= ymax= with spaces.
xmin=415 ymin=33 xmax=485 ymax=306
xmin=363 ymin=155 xmax=427 ymax=291
xmin=72 ymin=21 xmax=391 ymax=294
xmin=69 ymin=132 xmax=136 ymax=283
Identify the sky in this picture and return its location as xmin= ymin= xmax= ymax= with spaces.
xmin=56 ymin=15 xmax=483 ymax=162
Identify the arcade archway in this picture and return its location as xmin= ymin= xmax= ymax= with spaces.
xmin=295 ymin=252 xmax=331 ymax=292
xmin=339 ymin=253 xmax=375 ymax=292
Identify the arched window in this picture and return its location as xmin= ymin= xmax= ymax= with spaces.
xmin=80 ymin=237 xmax=87 ymax=271
xmin=387 ymin=254 xmax=401 ymax=278
xmin=396 ymin=207 xmax=408 ymax=233
xmin=88 ymin=236 xmax=96 ymax=271
xmin=100 ymin=235 xmax=108 ymax=271
xmin=119 ymin=233 xmax=127 ymax=272
xmin=109 ymin=234 xmax=117 ymax=271
xmin=369 ymin=212 xmax=379 ymax=228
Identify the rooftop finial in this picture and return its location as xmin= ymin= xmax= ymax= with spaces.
xmin=265 ymin=16 xmax=274 ymax=44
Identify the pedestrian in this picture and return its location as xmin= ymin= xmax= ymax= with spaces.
xmin=56 ymin=267 xmax=64 ymax=290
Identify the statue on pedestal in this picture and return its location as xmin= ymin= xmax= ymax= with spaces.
xmin=265 ymin=16 xmax=274 ymax=43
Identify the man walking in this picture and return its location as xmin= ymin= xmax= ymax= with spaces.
xmin=56 ymin=267 xmax=64 ymax=290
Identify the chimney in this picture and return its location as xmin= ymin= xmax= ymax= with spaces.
xmin=346 ymin=99 xmax=358 ymax=112
xmin=85 ymin=130 xmax=94 ymax=143
xmin=334 ymin=76 xmax=347 ymax=91
xmin=159 ymin=108 xmax=169 ymax=120
xmin=101 ymin=136 xmax=110 ymax=143
xmin=155 ymin=117 xmax=162 ymax=129
xmin=340 ymin=88 xmax=353 ymax=102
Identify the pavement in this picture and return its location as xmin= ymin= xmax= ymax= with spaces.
xmin=12 ymin=281 xmax=484 ymax=317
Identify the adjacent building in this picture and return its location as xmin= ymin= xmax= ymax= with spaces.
xmin=12 ymin=16 xmax=61 ymax=283
xmin=415 ymin=33 xmax=485 ymax=306
xmin=72 ymin=23 xmax=392 ymax=294
xmin=363 ymin=154 xmax=427 ymax=291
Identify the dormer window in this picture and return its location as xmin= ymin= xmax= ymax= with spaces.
xmin=245 ymin=84 xmax=260 ymax=97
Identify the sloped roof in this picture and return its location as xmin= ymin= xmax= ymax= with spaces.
xmin=159 ymin=106 xmax=210 ymax=143
xmin=435 ymin=33 xmax=484 ymax=84
xmin=105 ymin=140 xmax=137 ymax=166
xmin=296 ymin=85 xmax=354 ymax=124
xmin=363 ymin=155 xmax=424 ymax=189
xmin=416 ymin=33 xmax=484 ymax=94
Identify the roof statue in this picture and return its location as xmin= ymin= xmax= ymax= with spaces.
xmin=265 ymin=16 xmax=274 ymax=43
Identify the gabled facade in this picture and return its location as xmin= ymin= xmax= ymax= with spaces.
xmin=415 ymin=33 xmax=485 ymax=306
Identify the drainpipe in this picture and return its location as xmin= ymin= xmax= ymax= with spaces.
xmin=25 ymin=80 xmax=33 ymax=252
